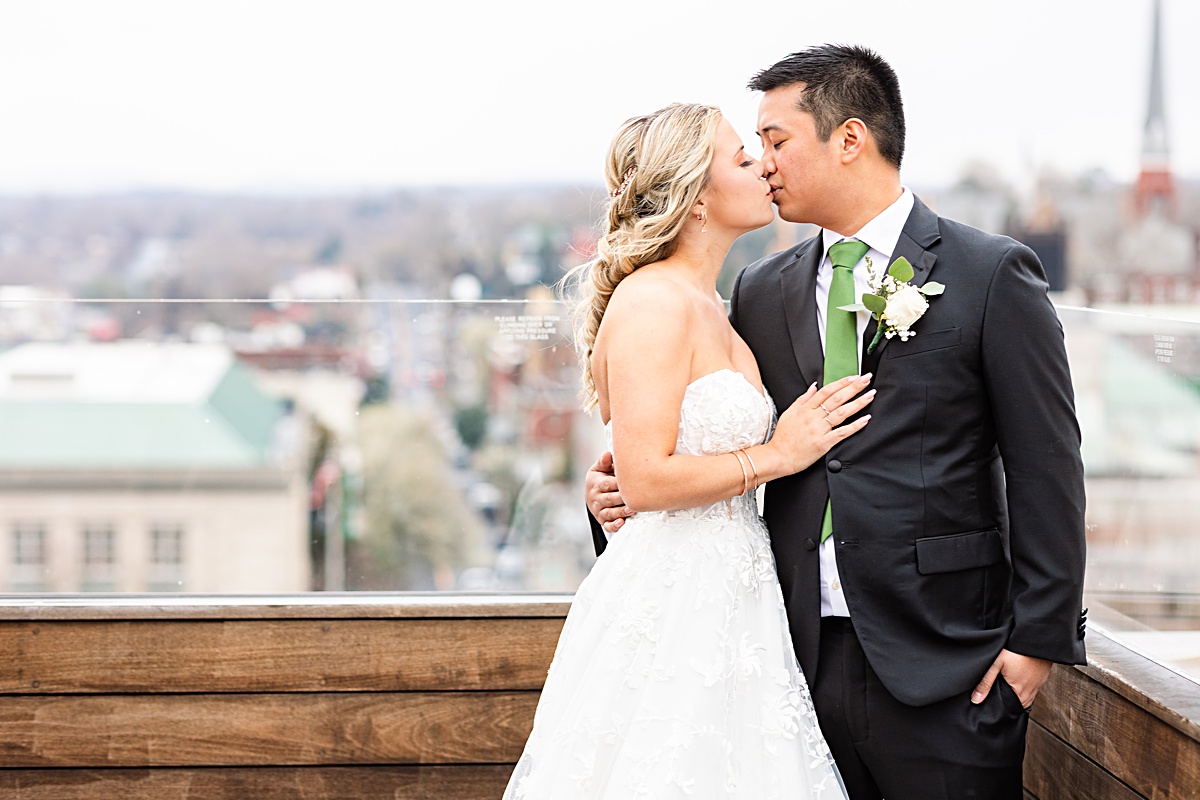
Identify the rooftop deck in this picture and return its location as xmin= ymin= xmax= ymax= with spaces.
xmin=1 ymin=594 xmax=1196 ymax=799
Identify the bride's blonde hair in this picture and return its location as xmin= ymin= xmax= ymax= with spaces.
xmin=566 ymin=102 xmax=722 ymax=411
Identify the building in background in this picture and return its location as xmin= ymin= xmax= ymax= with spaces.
xmin=1118 ymin=0 xmax=1198 ymax=305
xmin=0 ymin=341 xmax=309 ymax=592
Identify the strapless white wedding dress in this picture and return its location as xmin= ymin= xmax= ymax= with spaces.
xmin=503 ymin=369 xmax=845 ymax=799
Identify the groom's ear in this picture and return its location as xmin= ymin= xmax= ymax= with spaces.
xmin=837 ymin=118 xmax=869 ymax=165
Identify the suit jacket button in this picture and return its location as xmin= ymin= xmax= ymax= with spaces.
xmin=827 ymin=460 xmax=842 ymax=473
xmin=803 ymin=538 xmax=817 ymax=551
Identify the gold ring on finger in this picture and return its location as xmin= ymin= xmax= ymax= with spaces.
xmin=819 ymin=403 xmax=831 ymax=414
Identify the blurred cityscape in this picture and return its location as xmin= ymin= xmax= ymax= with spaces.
xmin=2 ymin=162 xmax=1199 ymax=597
xmin=0 ymin=3 xmax=1198 ymax=687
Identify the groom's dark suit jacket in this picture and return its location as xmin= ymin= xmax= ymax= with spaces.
xmin=730 ymin=197 xmax=1086 ymax=706
xmin=590 ymin=197 xmax=1087 ymax=708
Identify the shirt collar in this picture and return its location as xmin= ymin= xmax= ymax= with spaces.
xmin=820 ymin=187 xmax=915 ymax=263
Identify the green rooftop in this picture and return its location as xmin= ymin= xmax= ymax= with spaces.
xmin=0 ymin=342 xmax=284 ymax=470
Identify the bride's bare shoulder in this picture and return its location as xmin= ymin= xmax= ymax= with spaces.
xmin=594 ymin=268 xmax=693 ymax=369
xmin=605 ymin=266 xmax=691 ymax=321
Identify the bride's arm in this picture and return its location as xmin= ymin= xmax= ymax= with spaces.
xmin=599 ymin=279 xmax=871 ymax=513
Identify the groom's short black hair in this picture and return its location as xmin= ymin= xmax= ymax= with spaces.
xmin=749 ymin=44 xmax=905 ymax=170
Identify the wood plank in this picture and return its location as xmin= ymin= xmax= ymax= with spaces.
xmin=1023 ymin=721 xmax=1145 ymax=800
xmin=1032 ymin=663 xmax=1200 ymax=799
xmin=0 ymin=692 xmax=538 ymax=767
xmin=0 ymin=594 xmax=573 ymax=621
xmin=1079 ymin=627 xmax=1200 ymax=743
xmin=0 ymin=765 xmax=514 ymax=800
xmin=0 ymin=617 xmax=563 ymax=693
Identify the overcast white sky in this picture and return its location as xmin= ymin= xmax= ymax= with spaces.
xmin=0 ymin=0 xmax=1196 ymax=194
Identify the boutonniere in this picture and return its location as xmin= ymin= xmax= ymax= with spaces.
xmin=839 ymin=256 xmax=945 ymax=354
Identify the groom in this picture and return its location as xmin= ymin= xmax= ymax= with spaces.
xmin=586 ymin=45 xmax=1086 ymax=799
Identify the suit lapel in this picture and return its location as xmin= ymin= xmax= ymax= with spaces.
xmin=861 ymin=197 xmax=941 ymax=374
xmin=779 ymin=237 xmax=825 ymax=388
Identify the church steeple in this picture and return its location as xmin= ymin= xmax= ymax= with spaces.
xmin=1135 ymin=0 xmax=1174 ymax=216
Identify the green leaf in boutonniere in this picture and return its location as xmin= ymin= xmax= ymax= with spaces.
xmin=918 ymin=282 xmax=945 ymax=296
xmin=837 ymin=297 xmax=887 ymax=315
xmin=888 ymin=256 xmax=915 ymax=283
xmin=861 ymin=294 xmax=887 ymax=315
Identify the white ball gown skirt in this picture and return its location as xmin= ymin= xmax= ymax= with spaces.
xmin=503 ymin=370 xmax=846 ymax=799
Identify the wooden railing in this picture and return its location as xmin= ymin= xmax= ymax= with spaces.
xmin=0 ymin=595 xmax=568 ymax=799
xmin=1024 ymin=607 xmax=1200 ymax=800
xmin=1 ymin=595 xmax=1197 ymax=799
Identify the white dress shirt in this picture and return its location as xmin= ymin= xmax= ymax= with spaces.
xmin=815 ymin=187 xmax=915 ymax=617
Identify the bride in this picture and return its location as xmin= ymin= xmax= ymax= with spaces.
xmin=504 ymin=103 xmax=872 ymax=799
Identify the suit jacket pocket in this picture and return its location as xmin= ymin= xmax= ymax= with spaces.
xmin=915 ymin=528 xmax=1004 ymax=574
xmin=886 ymin=326 xmax=961 ymax=358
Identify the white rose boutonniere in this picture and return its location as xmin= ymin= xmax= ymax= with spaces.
xmin=886 ymin=284 xmax=929 ymax=329
xmin=839 ymin=256 xmax=945 ymax=354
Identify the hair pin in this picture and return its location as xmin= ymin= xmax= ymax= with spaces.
xmin=609 ymin=166 xmax=638 ymax=199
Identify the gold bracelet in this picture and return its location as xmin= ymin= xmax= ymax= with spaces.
xmin=742 ymin=448 xmax=759 ymax=491
xmin=733 ymin=450 xmax=750 ymax=496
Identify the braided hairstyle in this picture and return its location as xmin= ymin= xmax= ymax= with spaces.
xmin=566 ymin=102 xmax=722 ymax=411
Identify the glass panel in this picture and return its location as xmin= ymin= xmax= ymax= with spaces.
xmin=0 ymin=298 xmax=600 ymax=594
xmin=1 ymin=296 xmax=1198 ymax=684
xmin=1062 ymin=305 xmax=1200 ymax=684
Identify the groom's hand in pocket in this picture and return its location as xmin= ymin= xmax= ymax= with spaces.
xmin=587 ymin=451 xmax=632 ymax=534
xmin=971 ymin=649 xmax=1053 ymax=709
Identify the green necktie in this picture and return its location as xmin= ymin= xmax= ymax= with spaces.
xmin=820 ymin=239 xmax=870 ymax=543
